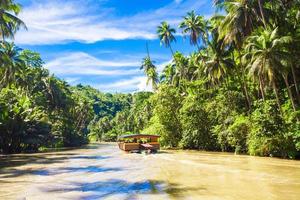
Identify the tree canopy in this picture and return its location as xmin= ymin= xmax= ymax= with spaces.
xmin=1 ymin=0 xmax=300 ymax=158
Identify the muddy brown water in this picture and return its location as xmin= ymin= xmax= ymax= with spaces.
xmin=0 ymin=143 xmax=299 ymax=200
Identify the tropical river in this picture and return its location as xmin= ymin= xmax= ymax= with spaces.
xmin=0 ymin=143 xmax=299 ymax=200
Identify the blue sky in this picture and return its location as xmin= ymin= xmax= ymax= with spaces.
xmin=15 ymin=0 xmax=215 ymax=93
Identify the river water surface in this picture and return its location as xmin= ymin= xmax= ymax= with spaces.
xmin=0 ymin=143 xmax=299 ymax=200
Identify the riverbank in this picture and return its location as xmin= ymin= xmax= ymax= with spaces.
xmin=1 ymin=143 xmax=299 ymax=200
xmin=2 ymin=141 xmax=299 ymax=161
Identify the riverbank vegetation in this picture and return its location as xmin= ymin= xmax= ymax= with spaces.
xmin=137 ymin=0 xmax=300 ymax=158
xmin=1 ymin=1 xmax=300 ymax=158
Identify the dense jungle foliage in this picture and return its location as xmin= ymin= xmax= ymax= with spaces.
xmin=0 ymin=0 xmax=137 ymax=153
xmin=1 ymin=0 xmax=300 ymax=158
xmin=140 ymin=0 xmax=300 ymax=159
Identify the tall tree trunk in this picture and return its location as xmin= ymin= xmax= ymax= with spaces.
xmin=196 ymin=42 xmax=201 ymax=52
xmin=146 ymin=42 xmax=150 ymax=58
xmin=244 ymin=83 xmax=251 ymax=109
xmin=258 ymin=0 xmax=267 ymax=27
xmin=291 ymin=65 xmax=300 ymax=104
xmin=1 ymin=25 xmax=5 ymax=42
xmin=259 ymin=75 xmax=265 ymax=101
xmin=283 ymin=74 xmax=297 ymax=112
xmin=272 ymin=80 xmax=282 ymax=114
xmin=169 ymin=45 xmax=175 ymax=58
xmin=238 ymin=52 xmax=251 ymax=110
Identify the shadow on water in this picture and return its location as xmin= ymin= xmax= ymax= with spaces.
xmin=69 ymin=155 xmax=110 ymax=160
xmin=0 ymin=165 xmax=122 ymax=179
xmin=60 ymin=166 xmax=123 ymax=173
xmin=0 ymin=144 xmax=108 ymax=170
xmin=0 ymin=168 xmax=57 ymax=178
xmin=0 ymin=153 xmax=76 ymax=169
xmin=0 ymin=145 xmax=113 ymax=179
xmin=43 ymin=179 xmax=205 ymax=199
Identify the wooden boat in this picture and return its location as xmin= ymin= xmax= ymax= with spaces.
xmin=117 ymin=134 xmax=160 ymax=153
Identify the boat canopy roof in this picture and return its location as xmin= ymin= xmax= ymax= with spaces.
xmin=118 ymin=134 xmax=160 ymax=140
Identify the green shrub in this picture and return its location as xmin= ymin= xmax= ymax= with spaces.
xmin=179 ymin=94 xmax=216 ymax=150
xmin=227 ymin=115 xmax=250 ymax=154
xmin=143 ymin=115 xmax=168 ymax=146
xmin=0 ymin=87 xmax=51 ymax=153
xmin=103 ymin=128 xmax=118 ymax=141
xmin=147 ymin=85 xmax=183 ymax=147
xmin=248 ymin=100 xmax=296 ymax=158
xmin=212 ymin=118 xmax=234 ymax=152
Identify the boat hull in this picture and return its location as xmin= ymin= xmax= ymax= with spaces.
xmin=118 ymin=142 xmax=160 ymax=151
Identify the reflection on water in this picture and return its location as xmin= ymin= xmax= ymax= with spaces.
xmin=0 ymin=143 xmax=299 ymax=200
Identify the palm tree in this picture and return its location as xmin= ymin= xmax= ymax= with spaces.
xmin=290 ymin=33 xmax=300 ymax=104
xmin=42 ymin=76 xmax=71 ymax=111
xmin=215 ymin=0 xmax=269 ymax=30
xmin=203 ymin=34 xmax=235 ymax=86
xmin=147 ymin=67 xmax=159 ymax=90
xmin=0 ymin=42 xmax=24 ymax=88
xmin=0 ymin=0 xmax=27 ymax=41
xmin=140 ymin=43 xmax=159 ymax=90
xmin=213 ymin=0 xmax=226 ymax=9
xmin=188 ymin=52 xmax=203 ymax=80
xmin=161 ymin=63 xmax=176 ymax=84
xmin=283 ymin=6 xmax=300 ymax=104
xmin=141 ymin=56 xmax=158 ymax=90
xmin=244 ymin=27 xmax=293 ymax=111
xmin=179 ymin=11 xmax=208 ymax=50
xmin=172 ymin=52 xmax=190 ymax=85
xmin=257 ymin=0 xmax=267 ymax=27
xmin=282 ymin=68 xmax=297 ymax=112
xmin=218 ymin=0 xmax=263 ymax=48
xmin=157 ymin=21 xmax=176 ymax=56
xmin=215 ymin=0 xmax=263 ymax=109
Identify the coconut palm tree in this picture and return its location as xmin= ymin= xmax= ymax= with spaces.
xmin=147 ymin=67 xmax=159 ymax=90
xmin=0 ymin=42 xmax=24 ymax=88
xmin=189 ymin=50 xmax=207 ymax=80
xmin=173 ymin=52 xmax=189 ymax=82
xmin=203 ymin=34 xmax=235 ymax=86
xmin=257 ymin=0 xmax=267 ymax=27
xmin=157 ymin=21 xmax=176 ymax=56
xmin=141 ymin=56 xmax=158 ymax=90
xmin=282 ymin=4 xmax=300 ymax=104
xmin=244 ymin=27 xmax=293 ymax=111
xmin=161 ymin=63 xmax=176 ymax=84
xmin=140 ymin=56 xmax=155 ymax=74
xmin=0 ymin=0 xmax=27 ymax=41
xmin=188 ymin=52 xmax=203 ymax=80
xmin=282 ymin=68 xmax=297 ymax=112
xmin=215 ymin=0 xmax=268 ymax=29
xmin=218 ymin=0 xmax=263 ymax=48
xmin=215 ymin=0 xmax=262 ymax=109
xmin=179 ymin=11 xmax=208 ymax=50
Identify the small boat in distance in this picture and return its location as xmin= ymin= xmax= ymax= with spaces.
xmin=117 ymin=134 xmax=160 ymax=153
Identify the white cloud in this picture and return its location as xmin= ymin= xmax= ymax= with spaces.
xmin=44 ymin=52 xmax=171 ymax=92
xmin=137 ymin=77 xmax=153 ymax=92
xmin=157 ymin=60 xmax=172 ymax=72
xmin=15 ymin=0 xmax=212 ymax=93
xmin=16 ymin=1 xmax=154 ymax=45
xmin=63 ymin=77 xmax=80 ymax=84
xmin=92 ymin=76 xmax=152 ymax=93
xmin=15 ymin=0 xmax=210 ymax=45
xmin=44 ymin=52 xmax=140 ymax=76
